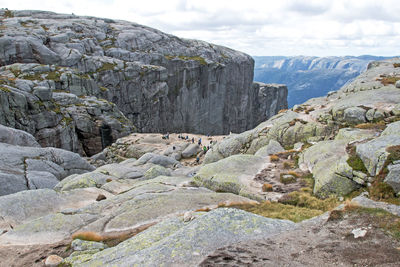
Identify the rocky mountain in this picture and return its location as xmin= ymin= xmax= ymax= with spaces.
xmin=1 ymin=9 xmax=400 ymax=267
xmin=0 ymin=9 xmax=287 ymax=157
xmin=1 ymin=57 xmax=400 ymax=266
xmin=254 ymin=55 xmax=394 ymax=107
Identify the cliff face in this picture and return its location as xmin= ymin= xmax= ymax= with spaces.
xmin=0 ymin=10 xmax=286 ymax=137
xmin=253 ymin=55 xmax=393 ymax=107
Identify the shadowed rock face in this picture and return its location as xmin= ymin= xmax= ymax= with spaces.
xmin=0 ymin=10 xmax=287 ymax=135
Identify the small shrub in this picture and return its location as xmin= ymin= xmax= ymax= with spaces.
xmin=278 ymin=109 xmax=288 ymax=114
xmin=379 ymin=76 xmax=400 ymax=86
xmin=355 ymin=121 xmax=386 ymax=130
xmin=369 ymin=181 xmax=396 ymax=200
xmin=97 ymin=62 xmax=116 ymax=72
xmin=393 ymin=63 xmax=400 ymax=68
xmin=270 ymin=155 xmax=279 ymax=162
xmin=262 ymin=183 xmax=273 ymax=192
xmin=283 ymin=161 xmax=294 ymax=169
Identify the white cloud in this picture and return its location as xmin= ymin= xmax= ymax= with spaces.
xmin=1 ymin=0 xmax=399 ymax=57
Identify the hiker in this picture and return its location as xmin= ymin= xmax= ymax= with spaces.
xmin=196 ymin=156 xmax=200 ymax=164
xmin=173 ymin=146 xmax=176 ymax=150
xmin=186 ymin=135 xmax=189 ymax=140
xmin=166 ymin=132 xmax=169 ymax=139
xmin=192 ymin=137 xmax=194 ymax=143
xmin=198 ymin=138 xmax=202 ymax=145
xmin=203 ymin=145 xmax=207 ymax=152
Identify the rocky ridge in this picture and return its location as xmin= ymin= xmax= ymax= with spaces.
xmin=1 ymin=58 xmax=400 ymax=266
xmin=0 ymin=9 xmax=287 ymax=156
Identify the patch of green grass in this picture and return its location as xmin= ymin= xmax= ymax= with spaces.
xmin=178 ymin=56 xmax=207 ymax=65
xmin=22 ymin=72 xmax=43 ymax=81
xmin=0 ymin=86 xmax=11 ymax=93
xmin=61 ymin=117 xmax=73 ymax=125
xmin=10 ymin=68 xmax=21 ymax=77
xmin=97 ymin=62 xmax=117 ymax=72
xmin=346 ymin=145 xmax=368 ymax=173
xmin=233 ymin=202 xmax=324 ymax=223
xmin=46 ymin=71 xmax=61 ymax=82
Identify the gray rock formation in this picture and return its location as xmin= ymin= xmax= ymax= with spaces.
xmin=0 ymin=124 xmax=40 ymax=147
xmin=0 ymin=63 xmax=135 ymax=156
xmin=0 ymin=10 xmax=287 ymax=138
xmin=0 ymin=142 xmax=94 ymax=196
xmin=63 ymin=208 xmax=295 ymax=266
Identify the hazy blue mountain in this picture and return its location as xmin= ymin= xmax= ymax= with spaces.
xmin=253 ymin=55 xmax=395 ymax=107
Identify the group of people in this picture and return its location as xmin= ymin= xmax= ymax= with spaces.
xmin=165 ymin=133 xmax=216 ymax=165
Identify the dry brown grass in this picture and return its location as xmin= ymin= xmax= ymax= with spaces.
xmin=262 ymin=183 xmax=273 ymax=192
xmin=270 ymin=155 xmax=279 ymax=162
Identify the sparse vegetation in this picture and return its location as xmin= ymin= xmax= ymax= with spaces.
xmin=280 ymin=174 xmax=297 ymax=184
xmin=4 ymin=10 xmax=14 ymax=18
xmin=270 ymin=154 xmax=279 ymax=162
xmin=355 ymin=121 xmax=386 ymax=130
xmin=393 ymin=63 xmax=400 ymax=68
xmin=378 ymin=75 xmax=400 ymax=86
xmin=346 ymin=145 xmax=368 ymax=173
xmin=262 ymin=183 xmax=273 ymax=192
xmin=0 ymin=86 xmax=11 ymax=93
xmin=97 ymin=62 xmax=117 ymax=72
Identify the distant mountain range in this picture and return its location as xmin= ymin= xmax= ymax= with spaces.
xmin=253 ymin=55 xmax=396 ymax=107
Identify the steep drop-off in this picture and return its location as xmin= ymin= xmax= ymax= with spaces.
xmin=254 ymin=55 xmax=394 ymax=107
xmin=0 ymin=10 xmax=287 ymax=141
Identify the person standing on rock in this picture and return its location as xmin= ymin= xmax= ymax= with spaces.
xmin=192 ymin=137 xmax=194 ymax=143
xmin=198 ymin=138 xmax=202 ymax=146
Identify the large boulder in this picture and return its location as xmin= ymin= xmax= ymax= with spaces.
xmin=0 ymin=124 xmax=40 ymax=147
xmin=356 ymin=135 xmax=400 ymax=176
xmin=64 ymin=208 xmax=296 ymax=266
xmin=0 ymin=142 xmax=94 ymax=196
xmin=299 ymin=140 xmax=358 ymax=197
xmin=0 ymin=175 xmax=257 ymax=245
xmin=195 ymin=154 xmax=267 ymax=200
xmin=255 ymin=139 xmax=285 ymax=157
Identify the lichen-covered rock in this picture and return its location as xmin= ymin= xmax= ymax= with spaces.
xmin=134 ymin=153 xmax=181 ymax=168
xmin=384 ymin=164 xmax=400 ymax=194
xmin=334 ymin=128 xmax=377 ymax=142
xmin=67 ymin=208 xmax=296 ymax=267
xmin=343 ymin=107 xmax=366 ymax=124
xmin=181 ymin=144 xmax=201 ymax=158
xmin=299 ymin=140 xmax=358 ymax=197
xmin=143 ymin=165 xmax=171 ymax=179
xmin=356 ymin=135 xmax=400 ymax=176
xmin=381 ymin=121 xmax=400 ymax=137
xmin=255 ymin=140 xmax=285 ymax=157
xmin=195 ymin=154 xmax=266 ymax=200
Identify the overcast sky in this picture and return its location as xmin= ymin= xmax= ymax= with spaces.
xmin=3 ymin=0 xmax=400 ymax=57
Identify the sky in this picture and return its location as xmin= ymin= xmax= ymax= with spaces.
xmin=2 ymin=0 xmax=400 ymax=57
